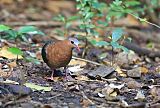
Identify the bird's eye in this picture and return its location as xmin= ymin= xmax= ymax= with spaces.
xmin=71 ymin=41 xmax=74 ymax=44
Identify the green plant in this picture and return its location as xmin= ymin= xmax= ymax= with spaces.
xmin=106 ymin=0 xmax=144 ymax=21
xmin=53 ymin=14 xmax=80 ymax=36
xmin=76 ymin=0 xmax=107 ymax=37
xmin=107 ymin=0 xmax=160 ymax=28
xmin=8 ymin=47 xmax=41 ymax=65
xmin=0 ymin=25 xmax=45 ymax=41
xmin=109 ymin=28 xmax=129 ymax=52
xmin=0 ymin=25 xmax=45 ymax=64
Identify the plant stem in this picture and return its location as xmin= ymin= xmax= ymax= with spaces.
xmin=111 ymin=46 xmax=114 ymax=66
xmin=128 ymin=12 xmax=160 ymax=29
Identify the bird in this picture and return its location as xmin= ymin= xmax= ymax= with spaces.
xmin=41 ymin=38 xmax=80 ymax=80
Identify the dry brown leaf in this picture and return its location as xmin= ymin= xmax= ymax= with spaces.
xmin=114 ymin=14 xmax=143 ymax=27
xmin=8 ymin=61 xmax=17 ymax=68
xmin=115 ymin=66 xmax=127 ymax=77
xmin=110 ymin=91 xmax=117 ymax=97
xmin=140 ymin=66 xmax=149 ymax=74
xmin=75 ymin=75 xmax=89 ymax=81
xmin=0 ymin=0 xmax=13 ymax=4
xmin=45 ymin=1 xmax=75 ymax=13
xmin=81 ymin=99 xmax=91 ymax=107
xmin=69 ymin=59 xmax=86 ymax=67
xmin=0 ymin=46 xmax=23 ymax=59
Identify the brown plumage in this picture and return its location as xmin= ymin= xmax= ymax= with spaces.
xmin=41 ymin=38 xmax=80 ymax=80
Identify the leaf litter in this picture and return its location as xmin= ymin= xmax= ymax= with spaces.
xmin=0 ymin=1 xmax=160 ymax=108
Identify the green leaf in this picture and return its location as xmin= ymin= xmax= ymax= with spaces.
xmin=18 ymin=26 xmax=45 ymax=35
xmin=3 ymin=30 xmax=18 ymax=40
xmin=25 ymin=57 xmax=41 ymax=65
xmin=90 ymin=30 xmax=99 ymax=37
xmin=140 ymin=18 xmax=147 ymax=22
xmin=111 ymin=41 xmax=120 ymax=48
xmin=123 ymin=9 xmax=133 ymax=13
xmin=85 ymin=12 xmax=94 ymax=19
xmin=124 ymin=1 xmax=140 ymax=7
xmin=0 ymin=25 xmax=11 ymax=32
xmin=54 ymin=29 xmax=65 ymax=36
xmin=92 ymin=2 xmax=101 ymax=9
xmin=67 ymin=15 xmax=80 ymax=22
xmin=113 ymin=0 xmax=122 ymax=6
xmin=96 ymin=41 xmax=109 ymax=46
xmin=107 ymin=11 xmax=123 ymax=18
xmin=97 ymin=20 xmax=108 ymax=26
xmin=86 ymin=24 xmax=95 ymax=28
xmin=112 ymin=28 xmax=123 ymax=42
xmin=53 ymin=14 xmax=65 ymax=22
xmin=90 ymin=39 xmax=97 ymax=45
xmin=8 ymin=47 xmax=23 ymax=55
xmin=119 ymin=45 xmax=129 ymax=53
xmin=98 ymin=53 xmax=107 ymax=59
xmin=24 ymin=83 xmax=52 ymax=91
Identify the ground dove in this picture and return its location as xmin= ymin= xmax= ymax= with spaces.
xmin=41 ymin=38 xmax=80 ymax=80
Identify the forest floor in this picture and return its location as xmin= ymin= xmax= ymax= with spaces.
xmin=0 ymin=1 xmax=160 ymax=108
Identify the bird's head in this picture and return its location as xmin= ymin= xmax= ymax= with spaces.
xmin=68 ymin=38 xmax=80 ymax=52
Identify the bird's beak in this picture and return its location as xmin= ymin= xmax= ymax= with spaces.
xmin=75 ymin=45 xmax=80 ymax=52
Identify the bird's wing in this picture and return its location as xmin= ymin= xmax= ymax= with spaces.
xmin=41 ymin=41 xmax=54 ymax=64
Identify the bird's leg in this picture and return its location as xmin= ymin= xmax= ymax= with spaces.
xmin=45 ymin=69 xmax=55 ymax=80
xmin=50 ymin=70 xmax=54 ymax=80
xmin=64 ymin=67 xmax=67 ymax=80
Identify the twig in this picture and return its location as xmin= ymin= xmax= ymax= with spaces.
xmin=4 ymin=21 xmax=62 ymax=27
xmin=128 ymin=13 xmax=160 ymax=29
xmin=72 ymin=56 xmax=103 ymax=66
xmin=4 ymin=21 xmax=80 ymax=27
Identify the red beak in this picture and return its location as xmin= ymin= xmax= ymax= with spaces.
xmin=76 ymin=46 xmax=80 ymax=52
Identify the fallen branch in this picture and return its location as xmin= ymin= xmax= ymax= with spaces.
xmin=4 ymin=21 xmax=80 ymax=27
xmin=4 ymin=21 xmax=62 ymax=27
xmin=72 ymin=56 xmax=103 ymax=66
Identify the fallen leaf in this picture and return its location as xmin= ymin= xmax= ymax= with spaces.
xmin=109 ymin=83 xmax=125 ymax=89
xmin=110 ymin=91 xmax=117 ymax=97
xmin=45 ymin=1 xmax=75 ymax=13
xmin=0 ymin=79 xmax=19 ymax=84
xmin=115 ymin=66 xmax=127 ymax=77
xmin=0 ymin=0 xmax=13 ymax=4
xmin=8 ymin=61 xmax=17 ymax=68
xmin=24 ymin=83 xmax=52 ymax=91
xmin=69 ymin=59 xmax=86 ymax=67
xmin=75 ymin=75 xmax=89 ymax=81
xmin=114 ymin=14 xmax=141 ymax=27
xmin=68 ymin=65 xmax=84 ymax=73
xmin=140 ymin=66 xmax=149 ymax=74
xmin=0 ymin=46 xmax=23 ymax=59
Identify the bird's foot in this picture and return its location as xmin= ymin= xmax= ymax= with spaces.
xmin=45 ymin=76 xmax=54 ymax=81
